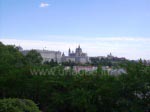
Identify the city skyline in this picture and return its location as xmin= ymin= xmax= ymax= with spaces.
xmin=0 ymin=0 xmax=150 ymax=60
xmin=1 ymin=37 xmax=150 ymax=60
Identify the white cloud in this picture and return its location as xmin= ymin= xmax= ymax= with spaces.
xmin=40 ymin=2 xmax=50 ymax=8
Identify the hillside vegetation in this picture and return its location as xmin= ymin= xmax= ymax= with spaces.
xmin=0 ymin=42 xmax=150 ymax=112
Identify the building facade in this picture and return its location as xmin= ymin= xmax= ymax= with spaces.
xmin=61 ymin=45 xmax=89 ymax=64
xmin=19 ymin=45 xmax=89 ymax=64
xmin=21 ymin=49 xmax=62 ymax=63
xmin=73 ymin=66 xmax=97 ymax=72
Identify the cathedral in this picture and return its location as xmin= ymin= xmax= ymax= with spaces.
xmin=61 ymin=45 xmax=89 ymax=64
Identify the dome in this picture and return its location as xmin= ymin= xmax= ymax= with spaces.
xmin=76 ymin=45 xmax=82 ymax=50
xmin=75 ymin=45 xmax=82 ymax=54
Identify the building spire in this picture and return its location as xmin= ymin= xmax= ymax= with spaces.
xmin=78 ymin=45 xmax=80 ymax=48
xmin=68 ymin=48 xmax=71 ymax=55
xmin=110 ymin=52 xmax=112 ymax=56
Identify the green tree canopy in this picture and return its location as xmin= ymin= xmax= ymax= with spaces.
xmin=0 ymin=98 xmax=41 ymax=112
xmin=25 ymin=50 xmax=43 ymax=66
xmin=0 ymin=42 xmax=25 ymax=75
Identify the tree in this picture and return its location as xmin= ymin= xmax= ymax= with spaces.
xmin=0 ymin=42 xmax=25 ymax=75
xmin=97 ymin=64 xmax=102 ymax=75
xmin=25 ymin=50 xmax=43 ymax=65
xmin=0 ymin=98 xmax=41 ymax=112
xmin=44 ymin=59 xmax=58 ymax=67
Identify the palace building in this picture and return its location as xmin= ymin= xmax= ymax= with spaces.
xmin=21 ymin=49 xmax=61 ymax=63
xmin=19 ymin=45 xmax=89 ymax=64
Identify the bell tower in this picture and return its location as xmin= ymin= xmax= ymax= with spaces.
xmin=68 ymin=48 xmax=71 ymax=56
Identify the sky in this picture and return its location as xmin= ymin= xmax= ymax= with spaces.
xmin=0 ymin=0 xmax=150 ymax=60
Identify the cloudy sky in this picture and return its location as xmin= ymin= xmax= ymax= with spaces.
xmin=0 ymin=0 xmax=150 ymax=60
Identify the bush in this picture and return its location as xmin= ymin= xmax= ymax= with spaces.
xmin=0 ymin=98 xmax=41 ymax=112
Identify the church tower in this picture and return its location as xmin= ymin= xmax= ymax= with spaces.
xmin=68 ymin=48 xmax=71 ymax=56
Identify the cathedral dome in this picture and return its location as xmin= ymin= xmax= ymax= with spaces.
xmin=76 ymin=47 xmax=82 ymax=51
xmin=77 ymin=45 xmax=82 ymax=50
xmin=76 ymin=45 xmax=82 ymax=53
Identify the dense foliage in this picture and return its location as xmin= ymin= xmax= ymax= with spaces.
xmin=25 ymin=50 xmax=43 ymax=66
xmin=0 ymin=42 xmax=25 ymax=75
xmin=0 ymin=41 xmax=150 ymax=112
xmin=0 ymin=98 xmax=41 ymax=112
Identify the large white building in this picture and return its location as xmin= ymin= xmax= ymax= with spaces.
xmin=21 ymin=49 xmax=61 ymax=63
xmin=19 ymin=45 xmax=89 ymax=64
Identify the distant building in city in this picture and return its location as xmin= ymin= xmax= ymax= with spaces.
xmin=90 ymin=53 xmax=126 ymax=62
xmin=107 ymin=53 xmax=126 ymax=61
xmin=73 ymin=66 xmax=97 ymax=73
xmin=102 ymin=66 xmax=127 ymax=75
xmin=18 ymin=45 xmax=126 ymax=64
xmin=107 ymin=52 xmax=114 ymax=60
xmin=20 ymin=48 xmax=62 ymax=63
xmin=61 ymin=45 xmax=89 ymax=64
